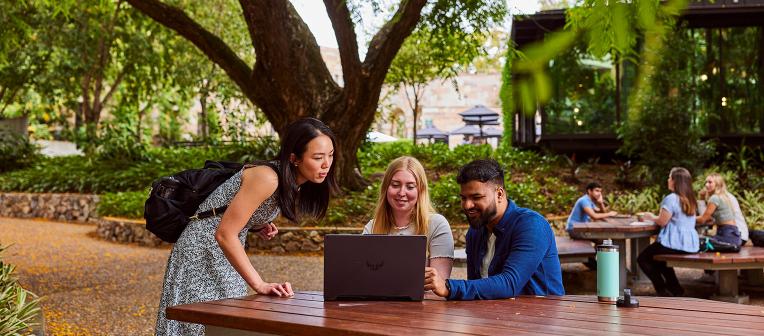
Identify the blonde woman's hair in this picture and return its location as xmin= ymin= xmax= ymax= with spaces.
xmin=670 ymin=167 xmax=696 ymax=216
xmin=705 ymin=172 xmax=733 ymax=210
xmin=371 ymin=156 xmax=434 ymax=236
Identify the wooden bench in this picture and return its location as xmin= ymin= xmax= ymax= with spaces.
xmin=453 ymin=236 xmax=595 ymax=267
xmin=655 ymin=246 xmax=764 ymax=304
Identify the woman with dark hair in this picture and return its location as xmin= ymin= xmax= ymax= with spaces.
xmin=156 ymin=117 xmax=337 ymax=336
xmin=637 ymin=167 xmax=699 ymax=297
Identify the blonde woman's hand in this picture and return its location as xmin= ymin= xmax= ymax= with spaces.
xmin=254 ymin=281 xmax=294 ymax=297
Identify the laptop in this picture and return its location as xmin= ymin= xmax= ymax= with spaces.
xmin=324 ymin=234 xmax=426 ymax=301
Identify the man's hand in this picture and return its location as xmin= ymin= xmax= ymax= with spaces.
xmin=424 ymin=267 xmax=449 ymax=297
xmin=606 ymin=211 xmax=618 ymax=217
xmin=257 ymin=222 xmax=278 ymax=240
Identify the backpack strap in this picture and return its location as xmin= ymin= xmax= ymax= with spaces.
xmin=189 ymin=205 xmax=229 ymax=221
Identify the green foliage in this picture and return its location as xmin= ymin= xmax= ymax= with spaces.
xmin=509 ymin=0 xmax=688 ymax=116
xmin=0 ymin=131 xmax=40 ymax=173
xmin=94 ymin=121 xmax=149 ymax=163
xmin=498 ymin=43 xmax=518 ymax=148
xmin=0 ymin=244 xmax=41 ymax=335
xmin=607 ymin=186 xmax=662 ymax=214
xmin=429 ymin=173 xmax=463 ymax=223
xmin=321 ymin=181 xmax=380 ymax=227
xmin=544 ymin=44 xmax=617 ymax=134
xmin=618 ymin=28 xmax=715 ymax=183
xmin=738 ymin=190 xmax=764 ymax=231
xmin=97 ymin=190 xmax=148 ymax=219
xmin=0 ymin=138 xmax=279 ymax=193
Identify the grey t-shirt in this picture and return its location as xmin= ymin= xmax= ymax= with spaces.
xmin=709 ymin=194 xmax=735 ymax=224
xmin=363 ymin=213 xmax=454 ymax=259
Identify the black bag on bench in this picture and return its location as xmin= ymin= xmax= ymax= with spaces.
xmin=699 ymin=237 xmax=741 ymax=253
xmin=751 ymin=230 xmax=764 ymax=247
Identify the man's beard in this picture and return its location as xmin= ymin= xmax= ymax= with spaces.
xmin=464 ymin=203 xmax=497 ymax=229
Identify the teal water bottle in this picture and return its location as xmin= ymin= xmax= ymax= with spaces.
xmin=596 ymin=239 xmax=619 ymax=302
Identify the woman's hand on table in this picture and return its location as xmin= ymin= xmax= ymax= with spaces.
xmin=254 ymin=281 xmax=294 ymax=297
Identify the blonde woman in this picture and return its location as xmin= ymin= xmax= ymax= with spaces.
xmin=697 ymin=173 xmax=746 ymax=247
xmin=363 ymin=156 xmax=454 ymax=279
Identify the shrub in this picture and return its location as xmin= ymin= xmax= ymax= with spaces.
xmin=357 ymin=141 xmax=415 ymax=173
xmin=430 ymin=174 xmax=463 ymax=223
xmin=95 ymin=123 xmax=149 ymax=163
xmin=0 ymin=131 xmax=40 ymax=173
xmin=738 ymin=190 xmax=764 ymax=231
xmin=619 ymin=28 xmax=715 ymax=183
xmin=0 ymin=138 xmax=280 ymax=193
xmin=97 ymin=191 xmax=148 ymax=219
xmin=607 ymin=186 xmax=662 ymax=214
xmin=320 ymin=181 xmax=379 ymax=227
xmin=0 ymin=245 xmax=41 ymax=335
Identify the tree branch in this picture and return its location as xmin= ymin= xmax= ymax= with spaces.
xmin=125 ymin=0 xmax=257 ymax=102
xmin=237 ymin=0 xmax=339 ymax=128
xmin=363 ymin=0 xmax=427 ymax=84
xmin=100 ymin=63 xmax=131 ymax=109
xmin=323 ymin=0 xmax=361 ymax=89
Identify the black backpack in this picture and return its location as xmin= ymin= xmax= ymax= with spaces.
xmin=698 ymin=236 xmax=741 ymax=253
xmin=144 ymin=160 xmax=244 ymax=243
xmin=751 ymin=230 xmax=764 ymax=247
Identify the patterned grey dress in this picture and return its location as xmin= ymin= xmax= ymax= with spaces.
xmin=155 ymin=167 xmax=280 ymax=336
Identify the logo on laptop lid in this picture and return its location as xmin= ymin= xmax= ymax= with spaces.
xmin=366 ymin=260 xmax=384 ymax=271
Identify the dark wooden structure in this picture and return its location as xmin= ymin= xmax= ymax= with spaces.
xmin=510 ymin=1 xmax=764 ymax=155
xmin=167 ymin=291 xmax=764 ymax=335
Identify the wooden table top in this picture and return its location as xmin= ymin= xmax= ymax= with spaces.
xmin=166 ymin=291 xmax=764 ymax=335
xmin=655 ymin=246 xmax=764 ymax=264
xmin=572 ymin=216 xmax=660 ymax=234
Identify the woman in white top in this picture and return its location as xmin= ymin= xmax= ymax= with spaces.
xmin=363 ymin=156 xmax=454 ymax=279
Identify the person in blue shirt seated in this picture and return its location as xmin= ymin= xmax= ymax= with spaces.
xmin=638 ymin=167 xmax=699 ymax=297
xmin=424 ymin=159 xmax=565 ymax=300
xmin=566 ymin=182 xmax=618 ymax=238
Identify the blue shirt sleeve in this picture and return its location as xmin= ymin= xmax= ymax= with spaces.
xmin=584 ymin=196 xmax=596 ymax=210
xmin=447 ymin=214 xmax=551 ymax=300
xmin=661 ymin=194 xmax=677 ymax=215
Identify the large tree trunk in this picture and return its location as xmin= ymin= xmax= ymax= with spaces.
xmin=125 ymin=0 xmax=427 ymax=190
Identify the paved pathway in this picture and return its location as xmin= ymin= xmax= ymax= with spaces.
xmin=0 ymin=218 xmax=331 ymax=335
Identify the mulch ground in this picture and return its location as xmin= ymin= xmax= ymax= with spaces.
xmin=1 ymin=217 xmax=761 ymax=335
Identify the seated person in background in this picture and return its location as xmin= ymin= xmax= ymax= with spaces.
xmin=638 ymin=167 xmax=699 ymax=297
xmin=363 ymin=156 xmax=454 ymax=279
xmin=697 ymin=173 xmax=747 ymax=247
xmin=566 ymin=182 xmax=618 ymax=238
xmin=424 ymin=159 xmax=564 ymax=300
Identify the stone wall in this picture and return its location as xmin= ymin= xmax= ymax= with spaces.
xmin=0 ymin=192 xmax=98 ymax=222
xmin=94 ymin=216 xmax=470 ymax=252
xmin=96 ymin=217 xmax=167 ymax=247
xmin=0 ymin=191 xmax=470 ymax=251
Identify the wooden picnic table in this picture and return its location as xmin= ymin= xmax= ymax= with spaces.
xmin=571 ymin=216 xmax=657 ymax=290
xmin=655 ymin=246 xmax=764 ymax=303
xmin=166 ymin=291 xmax=764 ymax=335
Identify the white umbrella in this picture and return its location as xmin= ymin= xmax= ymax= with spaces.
xmin=366 ymin=131 xmax=398 ymax=143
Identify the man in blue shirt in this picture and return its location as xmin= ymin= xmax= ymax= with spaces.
xmin=424 ymin=159 xmax=564 ymax=300
xmin=566 ymin=182 xmax=617 ymax=237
